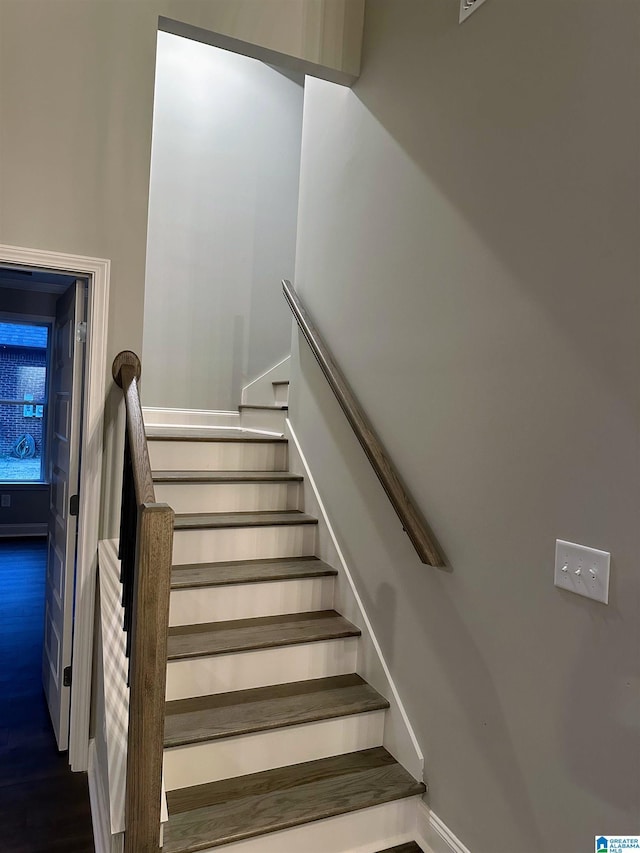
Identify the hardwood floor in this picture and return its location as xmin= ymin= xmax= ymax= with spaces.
xmin=0 ymin=538 xmax=94 ymax=853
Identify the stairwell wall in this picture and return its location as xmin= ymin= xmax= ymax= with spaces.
xmin=142 ymin=33 xmax=303 ymax=411
xmin=0 ymin=0 xmax=364 ymax=536
xmin=288 ymin=1 xmax=640 ymax=851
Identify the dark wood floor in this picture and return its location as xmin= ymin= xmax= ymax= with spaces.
xmin=0 ymin=538 xmax=94 ymax=852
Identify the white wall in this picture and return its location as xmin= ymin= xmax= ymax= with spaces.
xmin=290 ymin=1 xmax=640 ymax=851
xmin=142 ymin=33 xmax=303 ymax=411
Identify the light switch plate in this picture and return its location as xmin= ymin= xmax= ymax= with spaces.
xmin=554 ymin=539 xmax=610 ymax=604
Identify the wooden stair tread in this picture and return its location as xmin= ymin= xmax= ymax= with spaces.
xmin=167 ymin=611 xmax=360 ymax=660
xmin=147 ymin=432 xmax=286 ymax=443
xmin=163 ymin=747 xmax=425 ymax=852
xmin=378 ymin=844 xmax=424 ymax=852
xmin=173 ymin=510 xmax=317 ymax=530
xmin=171 ymin=557 xmax=337 ymax=589
xmin=239 ymin=404 xmax=288 ymax=411
xmin=153 ymin=470 xmax=302 ymax=483
xmin=164 ymin=674 xmax=389 ymax=747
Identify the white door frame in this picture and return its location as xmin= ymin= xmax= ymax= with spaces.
xmin=0 ymin=243 xmax=110 ymax=772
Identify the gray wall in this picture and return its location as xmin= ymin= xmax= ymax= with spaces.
xmin=289 ymin=1 xmax=640 ymax=851
xmin=0 ymin=0 xmax=363 ymax=535
xmin=143 ymin=33 xmax=303 ymax=411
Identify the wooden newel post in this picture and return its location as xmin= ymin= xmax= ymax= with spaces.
xmin=124 ymin=503 xmax=174 ymax=853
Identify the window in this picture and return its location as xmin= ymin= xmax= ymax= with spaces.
xmin=0 ymin=321 xmax=50 ymax=483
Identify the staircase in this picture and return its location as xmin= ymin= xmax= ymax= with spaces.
xmin=145 ymin=419 xmax=426 ymax=852
xmin=239 ymin=377 xmax=290 ymax=432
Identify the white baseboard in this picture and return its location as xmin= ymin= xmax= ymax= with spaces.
xmin=88 ymin=739 xmax=124 ymax=853
xmin=142 ymin=406 xmax=241 ymax=430
xmin=417 ymin=801 xmax=471 ymax=853
xmin=0 ymin=523 xmax=47 ymax=537
xmin=285 ymin=418 xmax=424 ymax=784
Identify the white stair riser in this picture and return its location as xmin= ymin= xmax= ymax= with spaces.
xmin=164 ymin=711 xmax=385 ymax=790
xmin=144 ymin=412 xmax=241 ymax=431
xmin=172 ymin=524 xmax=317 ymax=565
xmin=240 ymin=408 xmax=287 ymax=433
xmin=148 ymin=441 xmax=287 ymax=472
xmin=169 ymin=576 xmax=335 ymax=627
xmin=155 ymin=481 xmax=300 ymax=514
xmin=166 ymin=638 xmax=359 ymax=701
xmin=191 ymin=796 xmax=421 ymax=853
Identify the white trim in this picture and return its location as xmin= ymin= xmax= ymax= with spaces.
xmin=0 ymin=243 xmax=110 ymax=773
xmin=0 ymin=522 xmax=47 ymax=537
xmin=145 ymin=424 xmax=285 ymax=439
xmin=285 ymin=418 xmax=424 ymax=782
xmin=88 ymin=739 xmax=125 ymax=853
xmin=242 ymin=354 xmax=291 ymax=392
xmin=88 ymin=739 xmax=114 ymax=853
xmin=416 ymin=801 xmax=471 ymax=853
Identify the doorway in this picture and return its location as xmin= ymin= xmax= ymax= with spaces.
xmin=0 ymin=268 xmax=87 ymax=753
xmin=0 ymin=244 xmax=110 ymax=774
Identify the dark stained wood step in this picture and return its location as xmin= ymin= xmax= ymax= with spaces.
xmin=167 ymin=611 xmax=360 ymax=661
xmin=173 ymin=511 xmax=317 ymax=531
xmin=238 ymin=404 xmax=288 ymax=411
xmin=153 ymin=470 xmax=302 ymax=483
xmin=147 ymin=432 xmax=287 ymax=443
xmin=163 ymin=747 xmax=425 ymax=852
xmin=164 ymin=674 xmax=389 ymax=748
xmin=171 ymin=557 xmax=337 ymax=589
xmin=378 ymin=844 xmax=425 ymax=852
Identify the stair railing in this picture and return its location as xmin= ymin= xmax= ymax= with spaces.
xmin=282 ymin=280 xmax=445 ymax=567
xmin=112 ymin=350 xmax=174 ymax=853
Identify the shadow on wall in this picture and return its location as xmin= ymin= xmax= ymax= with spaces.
xmin=297 ymin=338 xmax=545 ymax=847
xmin=292 ymin=1 xmax=638 ymax=848
xmin=351 ymin=0 xmax=639 ymax=828
xmin=562 ymin=589 xmax=640 ymax=817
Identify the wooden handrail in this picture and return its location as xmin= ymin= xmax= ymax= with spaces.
xmin=112 ymin=350 xmax=174 ymax=853
xmin=283 ymin=280 xmax=445 ymax=568
xmin=112 ymin=351 xmax=155 ymax=505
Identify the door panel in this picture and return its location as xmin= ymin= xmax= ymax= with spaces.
xmin=43 ymin=280 xmax=85 ymax=751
